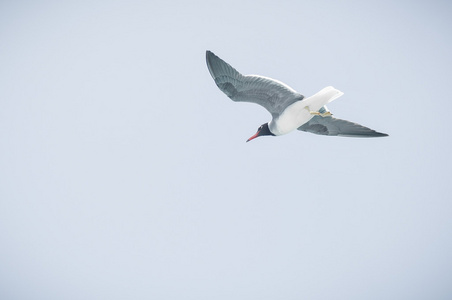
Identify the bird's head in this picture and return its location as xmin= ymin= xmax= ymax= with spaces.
xmin=246 ymin=123 xmax=275 ymax=142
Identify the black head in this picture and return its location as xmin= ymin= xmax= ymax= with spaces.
xmin=246 ymin=123 xmax=275 ymax=142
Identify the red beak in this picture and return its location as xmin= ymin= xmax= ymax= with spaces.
xmin=246 ymin=130 xmax=260 ymax=142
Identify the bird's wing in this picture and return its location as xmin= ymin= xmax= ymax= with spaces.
xmin=206 ymin=51 xmax=304 ymax=116
xmin=298 ymin=107 xmax=388 ymax=137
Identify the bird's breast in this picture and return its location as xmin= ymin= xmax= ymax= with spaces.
xmin=269 ymin=104 xmax=313 ymax=136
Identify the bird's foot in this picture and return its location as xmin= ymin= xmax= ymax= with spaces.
xmin=306 ymin=107 xmax=332 ymax=117
xmin=320 ymin=111 xmax=332 ymax=117
xmin=306 ymin=107 xmax=319 ymax=115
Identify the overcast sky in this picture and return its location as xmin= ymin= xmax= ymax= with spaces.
xmin=1 ymin=1 xmax=452 ymax=299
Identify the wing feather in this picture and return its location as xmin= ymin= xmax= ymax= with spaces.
xmin=298 ymin=108 xmax=388 ymax=137
xmin=206 ymin=51 xmax=303 ymax=116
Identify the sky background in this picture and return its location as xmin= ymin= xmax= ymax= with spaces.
xmin=1 ymin=0 xmax=452 ymax=299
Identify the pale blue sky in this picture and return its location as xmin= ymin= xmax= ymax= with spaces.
xmin=1 ymin=1 xmax=451 ymax=299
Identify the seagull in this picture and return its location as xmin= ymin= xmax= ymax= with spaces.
xmin=206 ymin=50 xmax=388 ymax=142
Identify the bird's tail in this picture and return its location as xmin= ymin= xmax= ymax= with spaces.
xmin=302 ymin=86 xmax=344 ymax=111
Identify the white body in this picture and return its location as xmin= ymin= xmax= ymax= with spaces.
xmin=268 ymin=86 xmax=344 ymax=135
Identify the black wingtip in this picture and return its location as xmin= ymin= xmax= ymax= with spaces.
xmin=206 ymin=50 xmax=214 ymax=59
xmin=364 ymin=132 xmax=389 ymax=138
xmin=337 ymin=131 xmax=389 ymax=138
xmin=205 ymin=50 xmax=216 ymax=78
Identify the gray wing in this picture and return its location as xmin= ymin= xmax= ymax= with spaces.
xmin=206 ymin=50 xmax=304 ymax=116
xmin=298 ymin=107 xmax=388 ymax=137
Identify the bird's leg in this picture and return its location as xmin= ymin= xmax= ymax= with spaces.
xmin=305 ymin=106 xmax=318 ymax=115
xmin=305 ymin=107 xmax=332 ymax=117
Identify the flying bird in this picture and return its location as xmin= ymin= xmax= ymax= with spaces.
xmin=206 ymin=50 xmax=388 ymax=142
